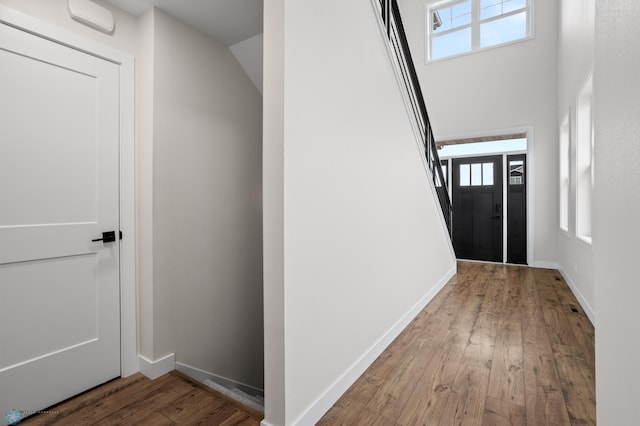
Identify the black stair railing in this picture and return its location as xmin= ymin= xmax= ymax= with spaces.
xmin=378 ymin=0 xmax=452 ymax=235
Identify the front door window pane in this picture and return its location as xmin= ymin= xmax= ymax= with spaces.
xmin=483 ymin=163 xmax=494 ymax=185
xmin=471 ymin=163 xmax=482 ymax=186
xmin=460 ymin=164 xmax=470 ymax=186
xmin=509 ymin=160 xmax=524 ymax=185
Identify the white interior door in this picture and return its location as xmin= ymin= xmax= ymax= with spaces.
xmin=0 ymin=21 xmax=121 ymax=422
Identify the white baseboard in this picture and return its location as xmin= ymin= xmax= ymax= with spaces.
xmin=138 ymin=353 xmax=175 ymax=380
xmin=532 ymin=260 xmax=560 ymax=270
xmin=557 ymin=267 xmax=595 ymax=325
xmin=291 ymin=265 xmax=457 ymax=426
xmin=175 ymin=362 xmax=264 ymax=397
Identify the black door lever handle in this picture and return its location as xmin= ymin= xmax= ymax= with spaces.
xmin=92 ymin=231 xmax=116 ymax=243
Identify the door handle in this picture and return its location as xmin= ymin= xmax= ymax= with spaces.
xmin=92 ymin=231 xmax=116 ymax=243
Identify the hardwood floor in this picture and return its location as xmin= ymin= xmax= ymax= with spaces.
xmin=319 ymin=261 xmax=595 ymax=425
xmin=20 ymin=371 xmax=263 ymax=425
xmin=19 ymin=261 xmax=594 ymax=425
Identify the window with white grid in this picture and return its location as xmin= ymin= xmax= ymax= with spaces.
xmin=427 ymin=0 xmax=532 ymax=61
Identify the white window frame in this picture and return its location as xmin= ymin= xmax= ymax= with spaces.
xmin=559 ymin=112 xmax=570 ymax=234
xmin=575 ymin=72 xmax=594 ymax=245
xmin=426 ymin=0 xmax=534 ymax=62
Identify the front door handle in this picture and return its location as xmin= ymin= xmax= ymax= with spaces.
xmin=92 ymin=231 xmax=116 ymax=243
xmin=493 ymin=203 xmax=501 ymax=219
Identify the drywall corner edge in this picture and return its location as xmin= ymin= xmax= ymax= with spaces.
xmin=138 ymin=353 xmax=175 ymax=380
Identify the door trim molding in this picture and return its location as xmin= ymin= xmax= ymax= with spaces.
xmin=0 ymin=5 xmax=137 ymax=376
xmin=435 ymin=126 xmax=534 ymax=266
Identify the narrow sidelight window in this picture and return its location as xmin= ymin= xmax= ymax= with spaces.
xmin=576 ymin=73 xmax=593 ymax=244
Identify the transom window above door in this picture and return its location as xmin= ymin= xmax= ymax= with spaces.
xmin=427 ymin=0 xmax=532 ymax=62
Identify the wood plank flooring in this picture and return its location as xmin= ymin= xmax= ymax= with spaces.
xmin=319 ymin=261 xmax=595 ymax=425
xmin=20 ymin=371 xmax=263 ymax=426
xmin=18 ymin=261 xmax=594 ymax=425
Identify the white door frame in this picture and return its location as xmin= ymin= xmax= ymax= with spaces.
xmin=437 ymin=126 xmax=534 ymax=267
xmin=0 ymin=5 xmax=137 ymax=376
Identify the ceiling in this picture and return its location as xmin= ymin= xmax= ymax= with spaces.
xmin=102 ymin=0 xmax=263 ymax=46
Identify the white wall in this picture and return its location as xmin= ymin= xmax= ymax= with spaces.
xmin=398 ymin=0 xmax=559 ymax=266
xmin=556 ymin=0 xmax=595 ymax=318
xmin=151 ymin=8 xmax=264 ymax=389
xmin=263 ymin=0 xmax=456 ymax=424
xmin=593 ymin=1 xmax=640 ymax=423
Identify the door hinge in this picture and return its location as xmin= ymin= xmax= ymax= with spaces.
xmin=119 ymin=231 xmax=123 ymax=240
